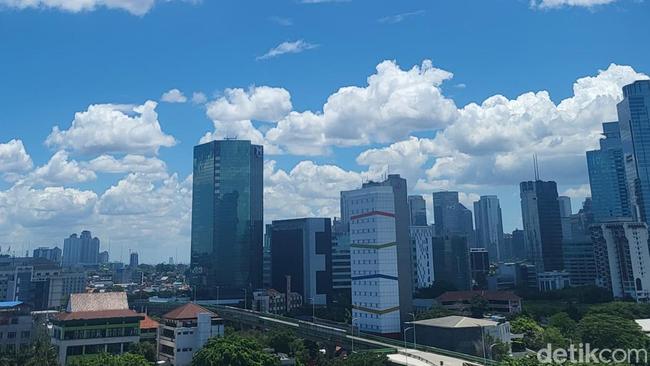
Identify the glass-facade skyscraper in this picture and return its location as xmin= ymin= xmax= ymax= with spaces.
xmin=432 ymin=191 xmax=474 ymax=241
xmin=520 ymin=180 xmax=564 ymax=273
xmin=190 ymin=140 xmax=263 ymax=300
xmin=586 ymin=121 xmax=631 ymax=222
xmin=407 ymin=195 xmax=428 ymax=226
xmin=618 ymin=80 xmax=650 ymax=222
xmin=473 ymin=195 xmax=504 ymax=262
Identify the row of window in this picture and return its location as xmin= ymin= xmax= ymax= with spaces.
xmin=0 ymin=331 xmax=28 ymax=339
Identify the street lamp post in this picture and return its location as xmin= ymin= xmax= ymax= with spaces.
xmin=409 ymin=312 xmax=417 ymax=350
xmin=403 ymin=326 xmax=414 ymax=366
xmin=351 ymin=317 xmax=359 ymax=354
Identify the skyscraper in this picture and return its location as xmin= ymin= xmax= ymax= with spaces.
xmin=331 ymin=218 xmax=351 ymax=293
xmin=587 ymin=122 xmax=631 ymax=222
xmin=341 ymin=174 xmax=412 ymax=334
xmin=408 ymin=195 xmax=428 ymax=226
xmin=129 ymin=252 xmax=139 ymax=267
xmin=33 ymin=246 xmax=62 ymax=264
xmin=432 ymin=235 xmax=470 ymax=290
xmin=409 ymin=225 xmax=434 ymax=291
xmin=520 ymin=181 xmax=564 ymax=273
xmin=269 ymin=218 xmax=332 ymax=306
xmin=618 ymin=80 xmax=650 ymax=222
xmin=473 ymin=195 xmax=504 ymax=262
xmin=190 ymin=140 xmax=263 ymax=300
xmin=62 ymin=231 xmax=100 ymax=266
xmin=432 ymin=191 xmax=473 ymax=241
xmin=469 ymin=248 xmax=489 ymax=290
xmin=558 ymin=196 xmax=572 ymax=218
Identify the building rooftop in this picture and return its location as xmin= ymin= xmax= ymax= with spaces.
xmin=139 ymin=314 xmax=160 ymax=329
xmin=0 ymin=301 xmax=23 ymax=308
xmin=410 ymin=316 xmax=498 ymax=329
xmin=635 ymin=319 xmax=650 ymax=333
xmin=67 ymin=292 xmax=129 ymax=312
xmin=162 ymin=303 xmax=218 ymax=320
xmin=436 ymin=290 xmax=521 ymax=302
xmin=54 ymin=309 xmax=142 ymax=322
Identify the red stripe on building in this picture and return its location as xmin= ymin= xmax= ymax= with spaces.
xmin=350 ymin=211 xmax=395 ymax=220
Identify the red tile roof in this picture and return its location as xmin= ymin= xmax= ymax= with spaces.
xmin=54 ymin=309 xmax=142 ymax=321
xmin=436 ymin=290 xmax=521 ymax=302
xmin=162 ymin=303 xmax=219 ymax=320
xmin=139 ymin=314 xmax=159 ymax=329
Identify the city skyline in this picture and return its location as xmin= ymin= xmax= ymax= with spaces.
xmin=2 ymin=1 xmax=650 ymax=263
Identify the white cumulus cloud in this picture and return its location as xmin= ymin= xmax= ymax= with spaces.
xmin=25 ymin=150 xmax=96 ymax=186
xmin=0 ymin=139 xmax=33 ymax=174
xmin=531 ymin=0 xmax=618 ymax=8
xmin=46 ymin=100 xmax=176 ymax=156
xmin=160 ymin=88 xmax=187 ymax=103
xmin=0 ymin=0 xmax=197 ymax=16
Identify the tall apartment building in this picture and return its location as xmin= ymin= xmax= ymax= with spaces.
xmin=408 ymin=195 xmax=428 ymax=226
xmin=587 ymin=122 xmax=632 ymax=222
xmin=520 ymin=180 xmax=564 ymax=273
xmin=62 ymin=231 xmax=100 ymax=266
xmin=129 ymin=252 xmax=139 ymax=267
xmin=33 ymin=246 xmax=62 ymax=264
xmin=409 ymin=225 xmax=434 ymax=291
xmin=473 ymin=195 xmax=504 ymax=262
xmin=591 ymin=221 xmax=650 ymax=301
xmin=190 ymin=140 xmax=263 ymax=300
xmin=269 ymin=218 xmax=332 ymax=306
xmin=331 ymin=218 xmax=351 ymax=293
xmin=618 ymin=80 xmax=650 ymax=222
xmin=341 ymin=174 xmax=412 ymax=334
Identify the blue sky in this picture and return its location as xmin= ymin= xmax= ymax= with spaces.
xmin=0 ymin=0 xmax=649 ymax=263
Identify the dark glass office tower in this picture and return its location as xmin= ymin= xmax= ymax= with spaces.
xmin=618 ymin=80 xmax=650 ymax=222
xmin=190 ymin=140 xmax=263 ymax=300
xmin=432 ymin=191 xmax=474 ymax=242
xmin=520 ymin=181 xmax=564 ymax=272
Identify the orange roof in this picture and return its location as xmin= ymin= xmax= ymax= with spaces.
xmin=139 ymin=314 xmax=159 ymax=329
xmin=54 ymin=309 xmax=142 ymax=321
xmin=162 ymin=303 xmax=219 ymax=320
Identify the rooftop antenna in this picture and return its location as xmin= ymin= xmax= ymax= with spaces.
xmin=533 ymin=154 xmax=540 ymax=181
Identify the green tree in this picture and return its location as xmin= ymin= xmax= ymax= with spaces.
xmin=415 ymin=305 xmax=455 ymax=320
xmin=510 ymin=316 xmax=544 ymax=350
xmin=547 ymin=312 xmax=577 ymax=340
xmin=128 ymin=342 xmax=157 ymax=362
xmin=469 ymin=295 xmax=489 ymax=318
xmin=331 ymin=352 xmax=389 ymax=366
xmin=266 ymin=329 xmax=295 ymax=355
xmin=578 ymin=313 xmax=647 ymax=349
xmin=541 ymin=327 xmax=569 ymax=349
xmin=415 ymin=280 xmax=457 ymax=299
xmin=192 ymin=334 xmax=279 ymax=366
xmin=69 ymin=353 xmax=149 ymax=366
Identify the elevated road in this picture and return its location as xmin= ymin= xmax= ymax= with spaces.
xmin=207 ymin=305 xmax=494 ymax=366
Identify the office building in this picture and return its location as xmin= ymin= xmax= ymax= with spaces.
xmin=51 ymin=292 xmax=143 ymax=365
xmin=158 ymin=303 xmax=224 ymax=366
xmin=408 ymin=195 xmax=428 ymax=226
xmin=252 ymin=289 xmax=303 ymax=315
xmin=587 ymin=122 xmax=631 ymax=222
xmin=269 ymin=218 xmax=332 ymax=305
xmin=62 ymin=231 xmax=100 ymax=266
xmin=473 ymin=195 xmax=504 ymax=262
xmin=432 ymin=191 xmax=474 ymax=241
xmin=409 ymin=225 xmax=434 ymax=291
xmin=129 ymin=252 xmax=138 ymax=268
xmin=435 ymin=291 xmax=522 ymax=315
xmin=520 ymin=180 xmax=564 ymax=272
xmin=341 ymin=174 xmax=412 ymax=334
xmin=262 ymin=224 xmax=273 ymax=289
xmin=331 ymin=218 xmax=351 ymax=293
xmin=591 ymin=221 xmax=650 ymax=301
xmin=562 ymin=200 xmax=597 ymax=286
xmin=618 ymin=80 xmax=650 ymax=222
xmin=433 ymin=236 xmax=470 ymax=291
xmin=33 ymin=246 xmax=62 ymax=264
xmin=469 ymin=248 xmax=489 ymax=290
xmin=537 ymin=271 xmax=571 ymax=291
xmin=190 ymin=140 xmax=263 ymax=300
xmin=0 ymin=301 xmax=34 ymax=353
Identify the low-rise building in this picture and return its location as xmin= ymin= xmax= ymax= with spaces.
xmin=158 ymin=303 xmax=224 ymax=366
xmin=435 ymin=291 xmax=522 ymax=315
xmin=139 ymin=314 xmax=159 ymax=344
xmin=406 ymin=316 xmax=511 ymax=358
xmin=0 ymin=301 xmax=34 ymax=354
xmin=252 ymin=289 xmax=303 ymax=315
xmin=50 ymin=292 xmax=143 ymax=365
xmin=537 ymin=271 xmax=571 ymax=291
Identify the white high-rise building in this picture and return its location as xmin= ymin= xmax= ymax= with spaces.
xmin=591 ymin=221 xmax=650 ymax=302
xmin=341 ymin=175 xmax=412 ymax=334
xmin=409 ymin=226 xmax=434 ymax=291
